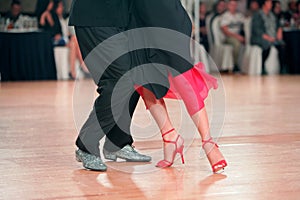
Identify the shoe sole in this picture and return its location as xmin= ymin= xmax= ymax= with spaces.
xmin=84 ymin=166 xmax=107 ymax=172
xmin=105 ymin=155 xmax=151 ymax=162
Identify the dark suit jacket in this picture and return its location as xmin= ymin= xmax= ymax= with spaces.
xmin=69 ymin=0 xmax=132 ymax=27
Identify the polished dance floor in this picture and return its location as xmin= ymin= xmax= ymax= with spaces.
xmin=1 ymin=75 xmax=300 ymax=199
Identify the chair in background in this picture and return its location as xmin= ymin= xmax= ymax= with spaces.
xmin=206 ymin=15 xmax=234 ymax=72
xmin=54 ymin=47 xmax=69 ymax=80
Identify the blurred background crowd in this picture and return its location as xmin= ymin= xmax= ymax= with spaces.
xmin=195 ymin=0 xmax=300 ymax=75
xmin=0 ymin=0 xmax=300 ymax=81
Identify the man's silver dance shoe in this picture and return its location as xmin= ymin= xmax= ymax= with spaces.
xmin=76 ymin=149 xmax=107 ymax=171
xmin=103 ymin=145 xmax=151 ymax=162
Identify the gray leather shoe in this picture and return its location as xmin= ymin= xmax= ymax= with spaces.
xmin=103 ymin=145 xmax=151 ymax=162
xmin=75 ymin=149 xmax=107 ymax=171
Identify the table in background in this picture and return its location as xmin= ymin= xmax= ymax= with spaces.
xmin=283 ymin=29 xmax=300 ymax=74
xmin=0 ymin=31 xmax=57 ymax=81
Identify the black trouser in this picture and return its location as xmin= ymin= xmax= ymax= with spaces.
xmin=74 ymin=26 xmax=139 ymax=156
xmin=262 ymin=44 xmax=287 ymax=74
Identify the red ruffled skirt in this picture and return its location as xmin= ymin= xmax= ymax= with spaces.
xmin=137 ymin=62 xmax=218 ymax=116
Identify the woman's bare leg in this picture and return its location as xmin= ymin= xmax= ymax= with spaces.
xmin=74 ymin=36 xmax=89 ymax=73
xmin=191 ymin=108 xmax=225 ymax=168
xmin=171 ymin=76 xmax=226 ymax=171
xmin=69 ymin=36 xmax=77 ymax=79
xmin=141 ymin=88 xmax=183 ymax=163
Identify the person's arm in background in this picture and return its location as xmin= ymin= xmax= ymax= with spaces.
xmin=276 ymin=27 xmax=283 ymax=41
xmin=251 ymin=12 xmax=275 ymax=43
xmin=39 ymin=10 xmax=54 ymax=27
xmin=221 ymin=14 xmax=245 ymax=43
xmin=221 ymin=25 xmax=245 ymax=42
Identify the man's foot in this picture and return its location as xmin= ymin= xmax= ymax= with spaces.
xmin=103 ymin=145 xmax=152 ymax=162
xmin=75 ymin=149 xmax=107 ymax=171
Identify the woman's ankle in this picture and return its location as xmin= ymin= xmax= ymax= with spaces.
xmin=162 ymin=129 xmax=178 ymax=141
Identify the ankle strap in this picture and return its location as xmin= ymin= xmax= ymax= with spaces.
xmin=162 ymin=128 xmax=175 ymax=138
xmin=202 ymin=138 xmax=218 ymax=148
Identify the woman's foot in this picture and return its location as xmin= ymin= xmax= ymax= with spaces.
xmin=202 ymin=138 xmax=227 ymax=173
xmin=156 ymin=128 xmax=185 ymax=168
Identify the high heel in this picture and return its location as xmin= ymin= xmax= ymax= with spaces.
xmin=156 ymin=128 xmax=185 ymax=168
xmin=202 ymin=138 xmax=227 ymax=173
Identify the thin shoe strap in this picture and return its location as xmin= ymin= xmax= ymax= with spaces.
xmin=163 ymin=135 xmax=180 ymax=145
xmin=161 ymin=128 xmax=175 ymax=138
xmin=202 ymin=137 xmax=219 ymax=148
xmin=161 ymin=128 xmax=179 ymax=145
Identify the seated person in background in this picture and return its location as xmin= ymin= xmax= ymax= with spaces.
xmin=38 ymin=0 xmax=67 ymax=45
xmin=294 ymin=1 xmax=300 ymax=27
xmin=246 ymin=0 xmax=260 ymax=17
xmin=4 ymin=0 xmax=22 ymax=29
xmin=272 ymin=1 xmax=285 ymax=27
xmin=284 ymin=0 xmax=298 ymax=25
xmin=212 ymin=0 xmax=227 ymax=17
xmin=52 ymin=0 xmax=68 ymax=46
xmin=251 ymin=0 xmax=287 ymax=75
xmin=220 ymin=0 xmax=245 ymax=72
xmin=53 ymin=0 xmax=90 ymax=79
xmin=209 ymin=0 xmax=227 ymax=45
xmin=37 ymin=0 xmax=89 ymax=80
xmin=199 ymin=2 xmax=209 ymax=52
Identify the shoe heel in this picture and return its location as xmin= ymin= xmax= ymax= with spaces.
xmin=178 ymin=145 xmax=185 ymax=164
xmin=76 ymin=157 xmax=81 ymax=162
xmin=75 ymin=154 xmax=82 ymax=162
xmin=180 ymin=153 xmax=185 ymax=164
xmin=157 ymin=129 xmax=185 ymax=168
xmin=104 ymin=154 xmax=117 ymax=161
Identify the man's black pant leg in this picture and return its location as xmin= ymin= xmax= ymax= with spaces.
xmin=74 ymin=26 xmax=138 ymax=154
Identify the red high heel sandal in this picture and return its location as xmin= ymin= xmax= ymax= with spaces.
xmin=202 ymin=138 xmax=227 ymax=173
xmin=156 ymin=128 xmax=185 ymax=168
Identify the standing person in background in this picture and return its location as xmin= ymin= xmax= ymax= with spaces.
xmin=220 ymin=0 xmax=245 ymax=72
xmin=38 ymin=0 xmax=89 ymax=79
xmin=36 ymin=0 xmax=67 ymax=44
xmin=51 ymin=0 xmax=67 ymax=46
xmin=37 ymin=0 xmax=55 ymax=35
xmin=251 ymin=0 xmax=287 ymax=75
